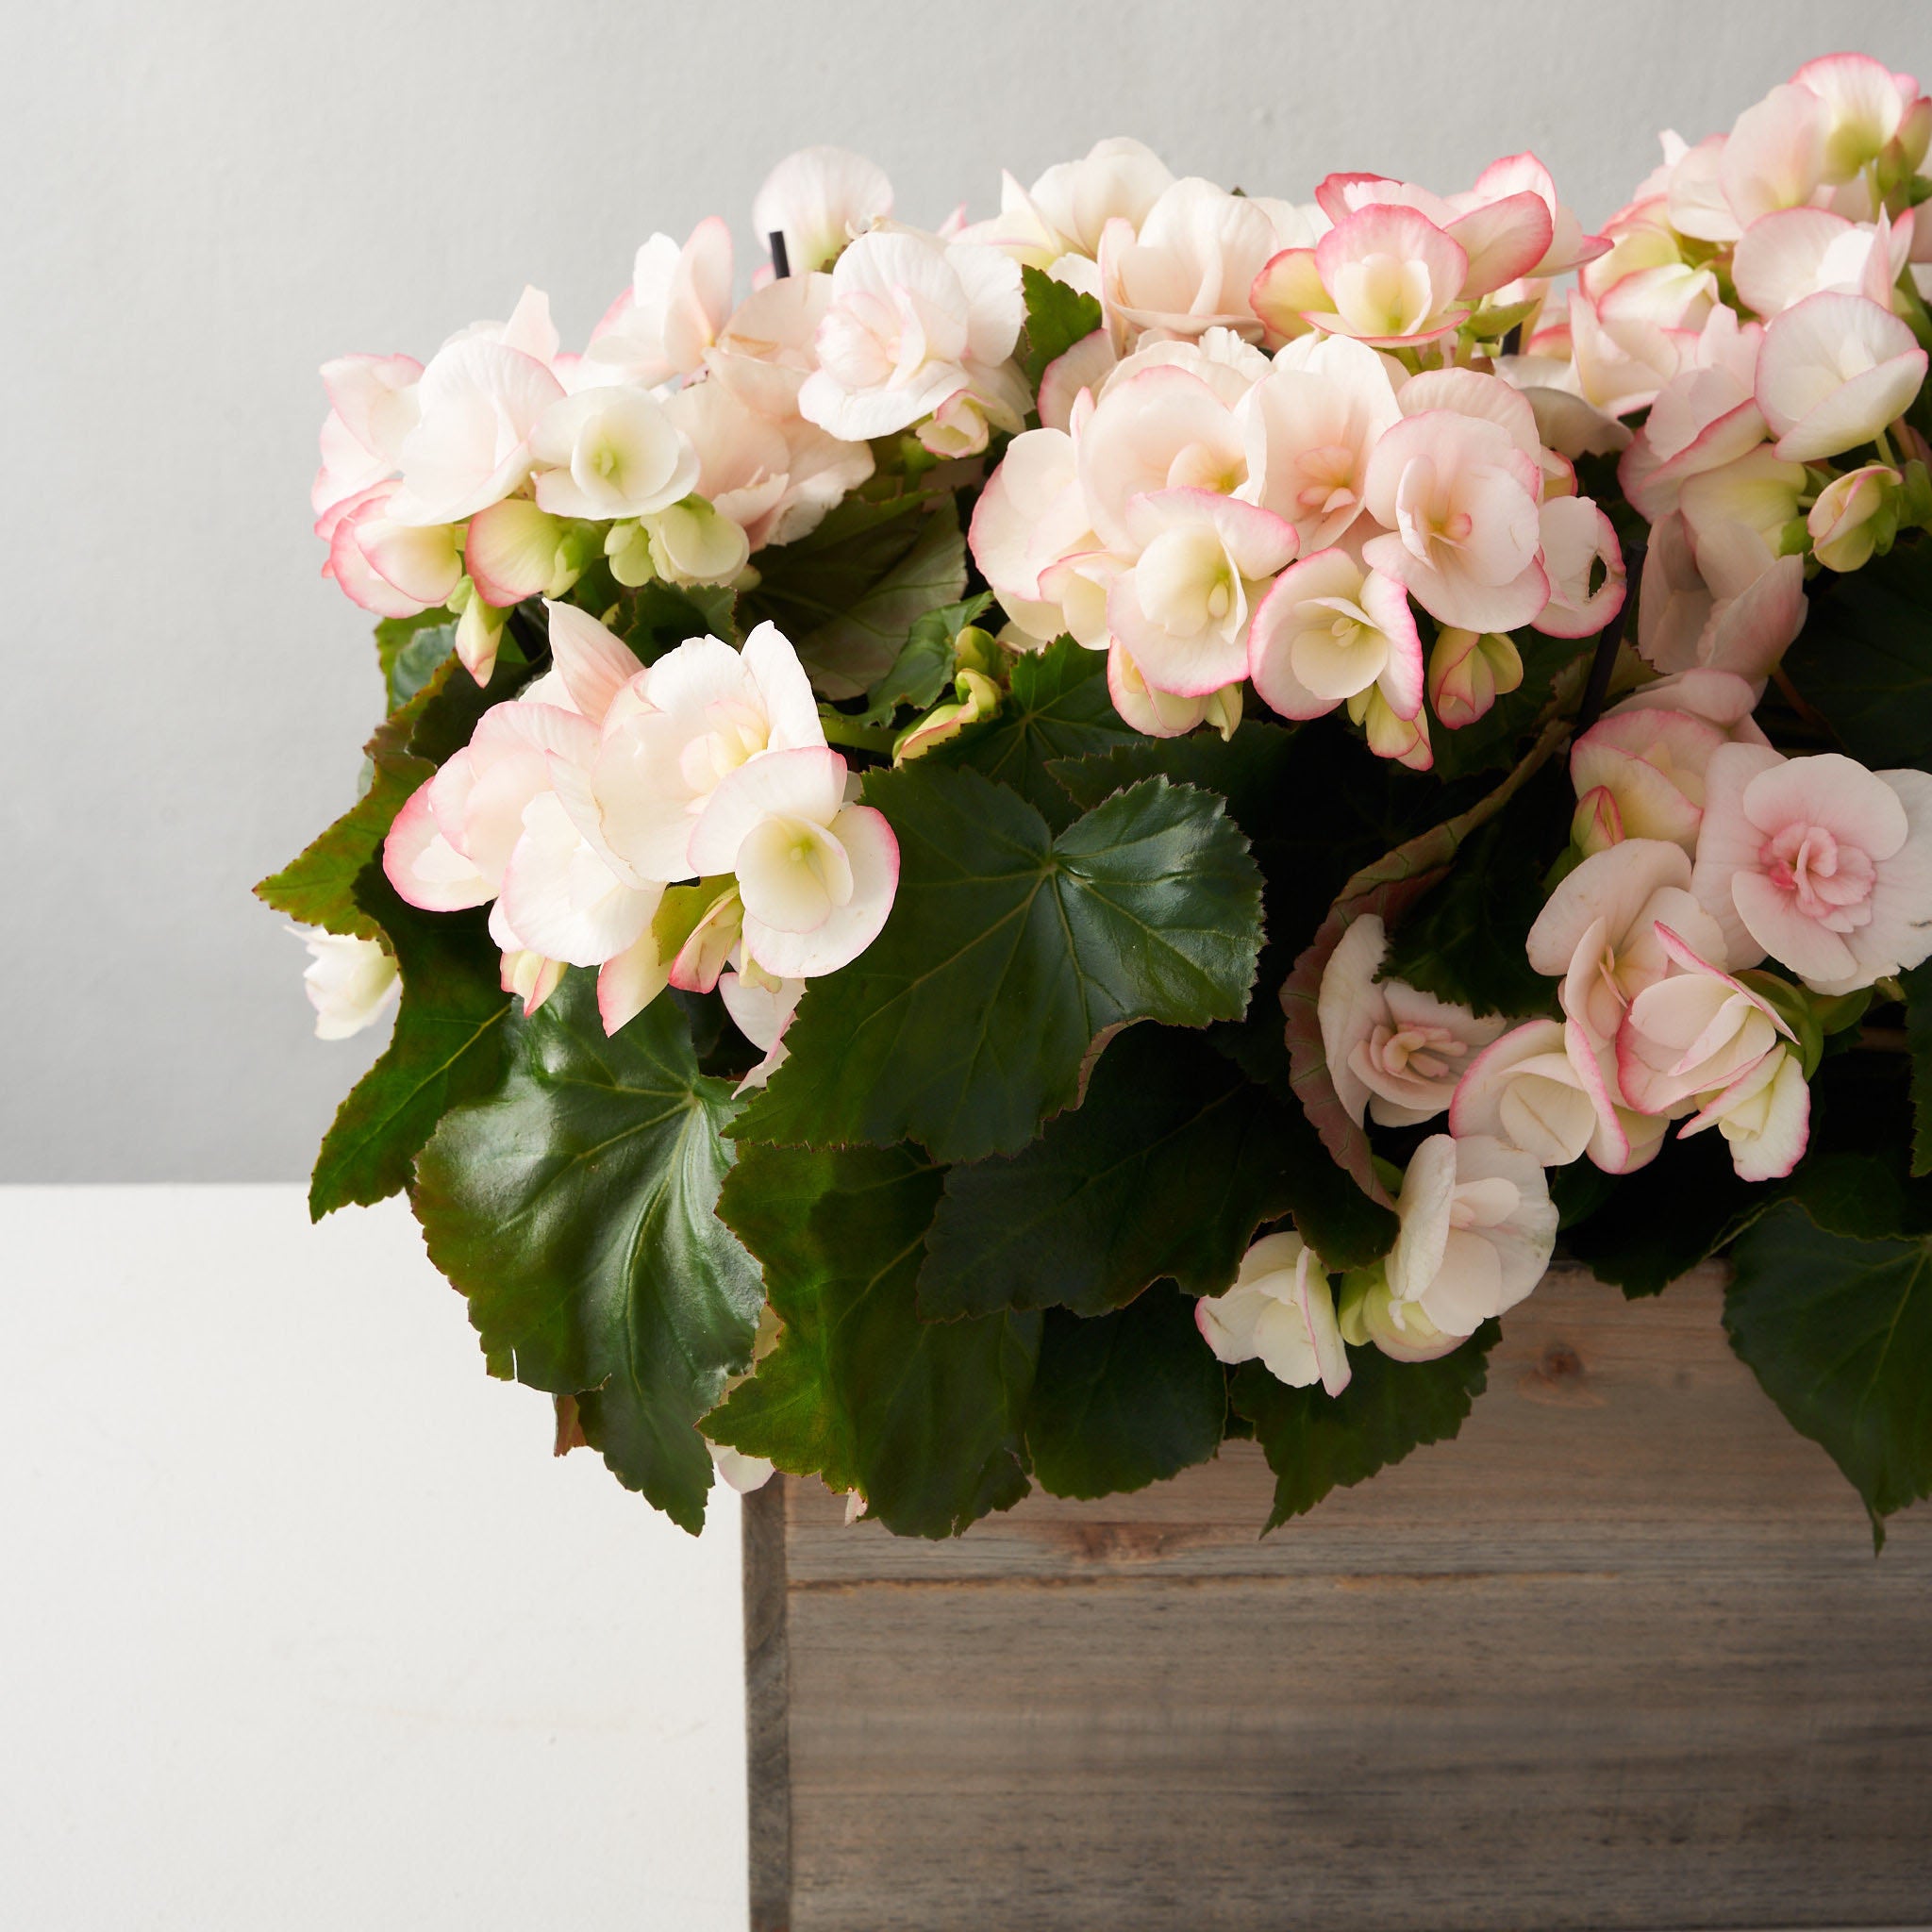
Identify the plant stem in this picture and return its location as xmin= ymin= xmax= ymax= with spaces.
xmin=818 ymin=712 xmax=898 ymax=757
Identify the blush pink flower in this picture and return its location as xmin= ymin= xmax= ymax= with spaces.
xmin=1099 ymin=177 xmax=1292 ymax=341
xmin=1248 ymin=550 xmax=1422 ymax=725
xmin=1448 ymin=1018 xmax=1665 ymax=1175
xmin=686 ymin=745 xmax=899 ymax=980
xmin=1360 ymin=405 xmax=1547 ymax=633
xmin=1690 ymin=745 xmax=1932 ymax=993
xmin=1526 ymin=838 xmax=1730 ymax=1059
xmin=1636 ymin=511 xmax=1807 ymax=680
xmin=1755 ymin=291 xmax=1926 ymax=462
xmin=1385 ymin=1135 xmax=1558 ymax=1341
xmin=582 ymin=219 xmax=735 ymax=388
xmin=1317 ymin=915 xmax=1505 ymax=1127
xmin=753 ymin=146 xmax=893 ymax=277
xmin=1195 ymin=1231 xmax=1351 ymax=1396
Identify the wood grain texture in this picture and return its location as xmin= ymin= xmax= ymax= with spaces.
xmin=745 ymin=1266 xmax=1932 ymax=1932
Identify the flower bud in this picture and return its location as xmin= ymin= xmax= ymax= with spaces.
xmin=292 ymin=927 xmax=399 ymax=1040
xmin=894 ymin=668 xmax=1001 ymax=763
xmin=605 ymin=519 xmax=657 ymax=589
xmin=1428 ymin=628 xmax=1524 ymax=729
xmin=1336 ymin=1263 xmax=1463 ymax=1364
xmin=645 ymin=497 xmax=751 ymax=587
xmin=953 ymin=625 xmax=1000 ymax=678
xmin=1202 ymin=682 xmax=1243 ymax=742
xmin=455 ymin=591 xmax=506 ymax=683
xmin=1808 ymin=464 xmax=1902 ymax=573
xmin=1348 ymin=684 xmax=1433 ymax=770
xmin=1571 ymin=784 xmax=1624 ymax=858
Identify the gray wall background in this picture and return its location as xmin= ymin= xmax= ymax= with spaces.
xmin=8 ymin=0 xmax=1930 ymax=1180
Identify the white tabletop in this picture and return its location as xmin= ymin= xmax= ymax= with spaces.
xmin=0 ymin=1186 xmax=746 ymax=1930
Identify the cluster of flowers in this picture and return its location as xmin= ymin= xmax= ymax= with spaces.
xmin=1510 ymin=51 xmax=1932 ymax=678
xmin=1192 ymin=53 xmax=1932 ymax=1406
xmin=969 ymin=147 xmax=1624 ymax=751
xmin=295 ymin=61 xmax=1932 ymax=1478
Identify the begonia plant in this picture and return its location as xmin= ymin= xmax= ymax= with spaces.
xmin=267 ymin=57 xmax=1932 ymax=1542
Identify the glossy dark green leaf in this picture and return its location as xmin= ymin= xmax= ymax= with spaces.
xmin=741 ymin=494 xmax=966 ymax=698
xmin=1232 ymin=1322 xmax=1498 ymax=1531
xmin=411 ymin=976 xmax=763 ymax=1531
xmin=705 ymin=1142 xmax=1040 ymax=1537
xmin=1024 ymin=1286 xmax=1226 ymax=1499
xmin=307 ymin=857 xmax=512 ymax=1219
xmin=733 ymin=766 xmax=1265 ymax=1162
xmin=1781 ymin=537 xmax=1932 ymax=771
xmin=616 ymin=580 xmax=739 ymax=662
xmin=1018 ymin=264 xmax=1104 ymax=388
xmin=1047 ymin=721 xmax=1299 ymax=854
xmin=935 ymin=637 xmax=1141 ymax=827
xmin=920 ymin=1025 xmax=1296 ymax=1318
xmin=1725 ymin=1195 xmax=1932 ymax=1543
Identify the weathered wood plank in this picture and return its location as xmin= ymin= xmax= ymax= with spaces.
xmin=747 ymin=1268 xmax=1932 ymax=1932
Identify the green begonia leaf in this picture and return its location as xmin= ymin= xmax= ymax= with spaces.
xmin=919 ymin=1024 xmax=1296 ymax=1319
xmin=732 ymin=765 xmax=1266 ymax=1162
xmin=258 ymin=641 xmax=531 ymax=941
xmin=1725 ymin=1196 xmax=1932 ymax=1543
xmin=308 ymin=852 xmax=512 ymax=1219
xmin=741 ymin=494 xmax=966 ymax=699
xmin=617 ymin=580 xmax=740 ymax=662
xmin=1024 ymin=1286 xmax=1227 ymax=1499
xmin=375 ymin=610 xmax=457 ymax=712
xmin=935 ymin=637 xmax=1141 ymax=828
xmin=257 ymin=755 xmax=427 ymax=943
xmin=1232 ymin=1323 xmax=1499 ymax=1532
xmin=853 ymin=592 xmax=993 ymax=727
xmin=705 ymin=1143 xmax=1040 ymax=1538
xmin=412 ymin=976 xmax=763 ymax=1532
xmin=1018 ymin=264 xmax=1104 ymax=389
xmin=1780 ymin=538 xmax=1932 ymax=772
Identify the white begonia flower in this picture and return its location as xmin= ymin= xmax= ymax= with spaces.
xmin=1448 ymin=1018 xmax=1664 ymax=1174
xmin=666 ymin=377 xmax=874 ymax=554
xmin=1194 ymin=1232 xmax=1351 ymax=1396
xmin=1317 ymin=915 xmax=1506 ymax=1127
xmin=1105 ymin=487 xmax=1298 ymax=695
xmin=1386 ymin=1135 xmax=1559 ymax=1341
xmin=961 ymin=137 xmax=1175 ymax=268
xmin=754 ymin=146 xmax=893 ymax=276
xmin=686 ymin=746 xmax=899 ymax=980
xmin=291 ymin=929 xmax=398 ymax=1041
xmin=968 ymin=422 xmax=1098 ymax=643
xmin=1097 ymin=176 xmax=1291 ymax=342
xmin=1247 ymin=549 xmax=1424 ymax=726
xmin=797 ymin=228 xmax=1027 ymax=448
xmin=1242 ymin=332 xmax=1403 ymax=553
xmin=1358 ymin=373 xmax=1551 ymax=634
xmin=387 ymin=334 xmax=564 ymax=526
xmin=1525 ymin=838 xmax=1731 ymax=1059
xmin=1635 ymin=511 xmax=1807 ymax=682
xmin=581 ymin=219 xmax=734 ymax=389
xmin=719 ymin=967 xmax=806 ymax=1094
xmin=585 ymin=621 xmax=826 ymax=885
xmin=530 ymin=386 xmax=701 ymax=521
xmin=1755 ymin=291 xmax=1927 ymax=463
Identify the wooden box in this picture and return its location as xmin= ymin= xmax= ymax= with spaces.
xmin=741 ymin=1265 xmax=1932 ymax=1932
